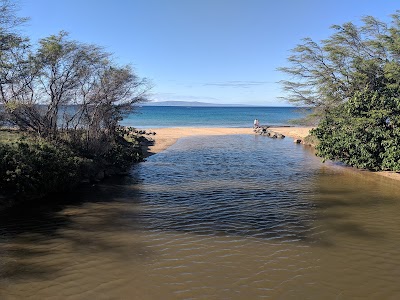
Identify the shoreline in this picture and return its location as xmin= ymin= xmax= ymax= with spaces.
xmin=142 ymin=126 xmax=313 ymax=156
xmin=141 ymin=126 xmax=400 ymax=183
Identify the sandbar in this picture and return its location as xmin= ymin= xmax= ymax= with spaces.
xmin=143 ymin=126 xmax=312 ymax=156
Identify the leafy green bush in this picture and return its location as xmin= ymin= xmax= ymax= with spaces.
xmin=102 ymin=141 xmax=143 ymax=171
xmin=0 ymin=139 xmax=89 ymax=198
xmin=0 ymin=128 xmax=144 ymax=201
xmin=313 ymin=90 xmax=400 ymax=171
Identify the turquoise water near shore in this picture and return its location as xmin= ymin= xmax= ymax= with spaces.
xmin=121 ymin=106 xmax=310 ymax=128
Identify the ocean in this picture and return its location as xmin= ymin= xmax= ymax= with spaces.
xmin=120 ymin=106 xmax=310 ymax=128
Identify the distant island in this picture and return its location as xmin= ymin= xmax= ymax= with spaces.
xmin=143 ymin=101 xmax=256 ymax=107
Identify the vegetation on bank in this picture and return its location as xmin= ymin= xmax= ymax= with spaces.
xmin=280 ymin=11 xmax=400 ymax=171
xmin=0 ymin=128 xmax=144 ymax=202
xmin=0 ymin=1 xmax=149 ymax=204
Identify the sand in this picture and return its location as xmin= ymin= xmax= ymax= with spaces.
xmin=142 ymin=126 xmax=400 ymax=182
xmin=143 ymin=126 xmax=313 ymax=156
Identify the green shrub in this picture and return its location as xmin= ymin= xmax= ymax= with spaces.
xmin=0 ymin=129 xmax=143 ymax=201
xmin=0 ymin=139 xmax=89 ymax=198
xmin=102 ymin=141 xmax=143 ymax=171
xmin=313 ymin=90 xmax=400 ymax=171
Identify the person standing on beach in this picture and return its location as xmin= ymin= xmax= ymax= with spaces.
xmin=254 ymin=119 xmax=259 ymax=128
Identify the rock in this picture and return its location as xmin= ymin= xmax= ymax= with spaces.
xmin=254 ymin=126 xmax=287 ymax=139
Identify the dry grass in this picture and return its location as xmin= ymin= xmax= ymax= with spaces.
xmin=0 ymin=129 xmax=22 ymax=143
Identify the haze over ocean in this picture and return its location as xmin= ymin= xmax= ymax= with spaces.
xmin=121 ymin=106 xmax=309 ymax=128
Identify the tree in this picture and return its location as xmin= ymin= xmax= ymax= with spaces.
xmin=279 ymin=12 xmax=400 ymax=120
xmin=0 ymin=0 xmax=34 ymax=128
xmin=280 ymin=12 xmax=400 ymax=171
xmin=0 ymin=1 xmax=147 ymax=201
xmin=1 ymin=30 xmax=149 ymax=147
xmin=84 ymin=65 xmax=145 ymax=135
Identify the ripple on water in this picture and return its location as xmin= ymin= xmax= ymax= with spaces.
xmin=1 ymin=135 xmax=400 ymax=299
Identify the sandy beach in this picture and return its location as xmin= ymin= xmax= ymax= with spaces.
xmin=143 ymin=126 xmax=313 ymax=156
xmin=142 ymin=126 xmax=400 ymax=182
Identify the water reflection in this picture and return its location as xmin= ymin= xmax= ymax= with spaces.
xmin=1 ymin=135 xmax=400 ymax=299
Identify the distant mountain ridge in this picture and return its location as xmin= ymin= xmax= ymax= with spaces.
xmin=142 ymin=101 xmax=254 ymax=107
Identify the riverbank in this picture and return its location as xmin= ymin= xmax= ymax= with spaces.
xmin=0 ymin=128 xmax=144 ymax=208
xmin=142 ymin=126 xmax=400 ymax=182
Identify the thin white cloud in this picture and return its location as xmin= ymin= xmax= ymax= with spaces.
xmin=151 ymin=92 xmax=220 ymax=102
xmin=203 ymin=81 xmax=273 ymax=88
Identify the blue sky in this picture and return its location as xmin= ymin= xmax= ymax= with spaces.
xmin=18 ymin=0 xmax=400 ymax=106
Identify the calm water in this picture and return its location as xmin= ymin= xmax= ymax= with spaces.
xmin=121 ymin=106 xmax=309 ymax=128
xmin=1 ymin=135 xmax=400 ymax=299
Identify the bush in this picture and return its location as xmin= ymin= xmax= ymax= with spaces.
xmin=0 ymin=139 xmax=89 ymax=198
xmin=312 ymin=90 xmax=400 ymax=171
xmin=102 ymin=142 xmax=143 ymax=171
xmin=0 ymin=129 xmax=144 ymax=202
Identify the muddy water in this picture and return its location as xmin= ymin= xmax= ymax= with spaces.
xmin=1 ymin=135 xmax=400 ymax=299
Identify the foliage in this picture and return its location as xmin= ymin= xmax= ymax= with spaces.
xmin=0 ymin=1 xmax=149 ymax=202
xmin=303 ymin=134 xmax=319 ymax=147
xmin=0 ymin=133 xmax=144 ymax=200
xmin=0 ymin=129 xmax=21 ymax=143
xmin=279 ymin=12 xmax=400 ymax=119
xmin=0 ymin=138 xmax=88 ymax=198
xmin=281 ymin=11 xmax=400 ymax=171
xmin=102 ymin=140 xmax=142 ymax=171
xmin=1 ymin=31 xmax=150 ymax=142
xmin=0 ymin=0 xmax=150 ymax=153
xmin=312 ymin=89 xmax=400 ymax=171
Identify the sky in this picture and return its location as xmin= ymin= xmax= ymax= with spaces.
xmin=17 ymin=0 xmax=400 ymax=106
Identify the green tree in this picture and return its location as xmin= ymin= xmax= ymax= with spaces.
xmin=280 ymin=12 xmax=400 ymax=171
xmin=0 ymin=1 xmax=146 ymax=201
xmin=0 ymin=0 xmax=34 ymax=128
xmin=279 ymin=12 xmax=400 ymax=119
xmin=1 ymin=30 xmax=149 ymax=146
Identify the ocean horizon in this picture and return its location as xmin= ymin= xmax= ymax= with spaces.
xmin=121 ymin=106 xmax=310 ymax=128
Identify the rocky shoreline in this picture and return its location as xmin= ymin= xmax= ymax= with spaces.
xmin=253 ymin=126 xmax=286 ymax=139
